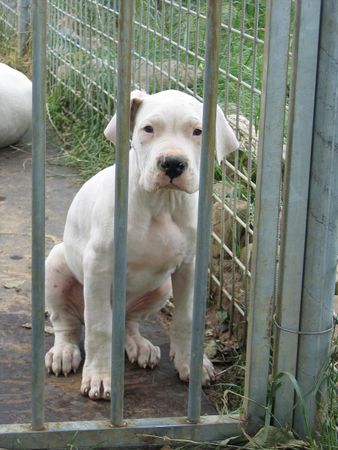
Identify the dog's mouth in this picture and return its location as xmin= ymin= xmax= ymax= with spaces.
xmin=140 ymin=161 xmax=198 ymax=194
xmin=161 ymin=181 xmax=184 ymax=191
xmin=158 ymin=173 xmax=198 ymax=194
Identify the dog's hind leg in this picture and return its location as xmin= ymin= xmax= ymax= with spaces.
xmin=45 ymin=243 xmax=83 ymax=376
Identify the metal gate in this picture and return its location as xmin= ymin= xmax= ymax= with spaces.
xmin=0 ymin=1 xmax=337 ymax=448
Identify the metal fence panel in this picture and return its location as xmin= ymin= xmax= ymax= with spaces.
xmin=273 ymin=0 xmax=321 ymax=427
xmin=243 ymin=0 xmax=291 ymax=430
xmin=1 ymin=0 xmax=251 ymax=446
xmin=1 ymin=0 xmax=335 ymax=447
xmin=43 ymin=0 xmax=264 ymax=340
xmin=294 ymin=0 xmax=338 ymax=436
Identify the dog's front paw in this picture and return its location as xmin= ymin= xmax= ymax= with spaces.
xmin=170 ymin=349 xmax=215 ymax=386
xmin=80 ymin=368 xmax=111 ymax=400
xmin=125 ymin=334 xmax=161 ymax=369
xmin=45 ymin=343 xmax=81 ymax=376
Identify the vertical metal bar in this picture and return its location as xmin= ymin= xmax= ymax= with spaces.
xmin=68 ymin=0 xmax=74 ymax=114
xmin=158 ymin=0 xmax=165 ymax=91
xmin=110 ymin=0 xmax=134 ymax=427
xmin=273 ymin=0 xmax=321 ymax=427
xmin=152 ymin=2 xmax=158 ymax=93
xmin=137 ymin=0 xmax=144 ymax=89
xmin=192 ymin=0 xmax=200 ymax=97
xmin=168 ymin=1 xmax=174 ymax=89
xmin=244 ymin=0 xmax=259 ymax=321
xmin=145 ymin=0 xmax=150 ymax=92
xmin=31 ymin=0 xmax=47 ymax=432
xmin=187 ymin=0 xmax=223 ymax=422
xmin=17 ymin=0 xmax=31 ymax=56
xmin=175 ymin=1 xmax=182 ymax=89
xmin=243 ymin=0 xmax=291 ymax=431
xmin=224 ymin=0 xmax=233 ymax=112
xmin=184 ymin=0 xmax=191 ymax=90
xmin=131 ymin=0 xmax=137 ymax=90
xmin=217 ymin=161 xmax=226 ymax=311
xmin=294 ymin=0 xmax=338 ymax=436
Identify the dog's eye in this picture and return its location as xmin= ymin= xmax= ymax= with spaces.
xmin=193 ymin=128 xmax=202 ymax=136
xmin=143 ymin=125 xmax=154 ymax=133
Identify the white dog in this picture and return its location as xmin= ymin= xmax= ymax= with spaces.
xmin=45 ymin=90 xmax=239 ymax=400
xmin=0 ymin=63 xmax=32 ymax=148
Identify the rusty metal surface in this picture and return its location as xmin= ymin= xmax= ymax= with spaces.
xmin=0 ymin=138 xmax=215 ymax=425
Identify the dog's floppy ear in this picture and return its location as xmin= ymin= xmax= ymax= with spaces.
xmin=215 ymin=105 xmax=239 ymax=163
xmin=104 ymin=90 xmax=147 ymax=144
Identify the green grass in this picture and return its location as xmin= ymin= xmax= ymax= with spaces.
xmin=47 ymin=82 xmax=115 ymax=179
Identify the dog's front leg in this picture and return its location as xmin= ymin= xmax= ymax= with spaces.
xmin=81 ymin=250 xmax=113 ymax=400
xmin=170 ymin=262 xmax=215 ymax=386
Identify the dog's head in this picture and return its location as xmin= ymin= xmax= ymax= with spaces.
xmin=104 ymin=90 xmax=239 ymax=194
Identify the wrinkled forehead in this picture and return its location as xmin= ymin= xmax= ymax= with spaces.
xmin=136 ymin=91 xmax=203 ymax=124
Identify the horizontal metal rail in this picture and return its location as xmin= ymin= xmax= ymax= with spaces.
xmin=0 ymin=415 xmax=243 ymax=449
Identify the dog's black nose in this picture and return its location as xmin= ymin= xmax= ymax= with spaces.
xmin=159 ymin=156 xmax=188 ymax=180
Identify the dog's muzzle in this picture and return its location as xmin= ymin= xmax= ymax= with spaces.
xmin=158 ymin=156 xmax=188 ymax=182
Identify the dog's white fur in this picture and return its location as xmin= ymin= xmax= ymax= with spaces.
xmin=45 ymin=90 xmax=239 ymax=400
xmin=0 ymin=63 xmax=32 ymax=148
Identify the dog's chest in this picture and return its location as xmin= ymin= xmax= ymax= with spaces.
xmin=127 ymin=212 xmax=194 ymax=288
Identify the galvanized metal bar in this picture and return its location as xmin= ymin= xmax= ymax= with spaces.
xmin=294 ymin=0 xmax=338 ymax=436
xmin=31 ymin=0 xmax=47 ymax=432
xmin=0 ymin=415 xmax=242 ymax=449
xmin=187 ymin=0 xmax=223 ymax=422
xmin=273 ymin=0 xmax=321 ymax=427
xmin=110 ymin=0 xmax=134 ymax=427
xmin=17 ymin=0 xmax=31 ymax=56
xmin=243 ymin=0 xmax=291 ymax=431
xmin=243 ymin=0 xmax=259 ymax=321
xmin=231 ymin=0 xmax=244 ymax=332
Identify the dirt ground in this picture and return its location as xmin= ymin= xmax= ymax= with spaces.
xmin=0 ymin=136 xmax=216 ymax=425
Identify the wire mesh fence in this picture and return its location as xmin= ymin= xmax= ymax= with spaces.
xmin=0 ymin=0 xmax=17 ymax=44
xmin=1 ymin=1 xmax=336 ymax=445
xmin=45 ymin=0 xmax=265 ymax=341
xmin=0 ymin=0 xmax=265 ymax=341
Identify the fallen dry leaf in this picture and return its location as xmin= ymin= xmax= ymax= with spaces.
xmin=3 ymin=280 xmax=25 ymax=289
xmin=204 ymin=338 xmax=218 ymax=359
xmin=46 ymin=234 xmax=62 ymax=244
